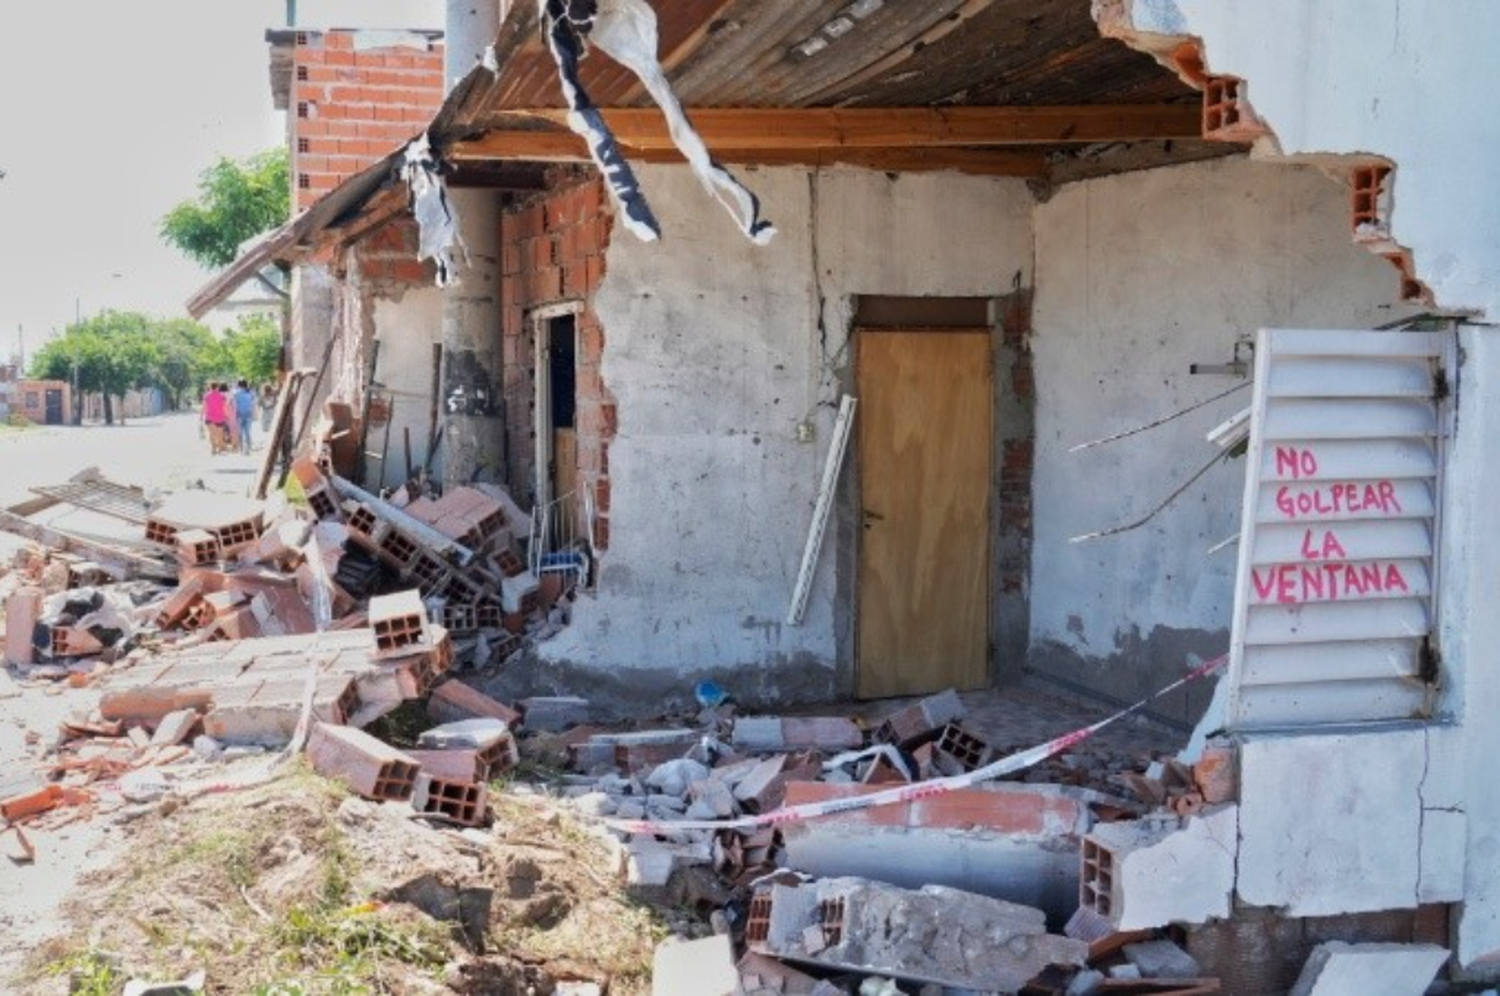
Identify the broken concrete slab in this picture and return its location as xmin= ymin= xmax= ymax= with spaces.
xmin=1288 ymin=942 xmax=1447 ymax=996
xmin=733 ymin=715 xmax=862 ymax=752
xmin=519 ymin=695 xmax=591 ymax=732
xmin=4 ymin=585 xmax=42 ymax=665
xmin=1238 ymin=728 xmax=1429 ymax=916
xmin=781 ymin=781 xmax=1096 ymax=919
xmin=758 ymin=877 xmax=1086 ymax=992
xmin=1123 ymin=939 xmax=1202 ymax=979
xmin=149 ymin=709 xmax=201 ymax=747
xmin=652 ymin=934 xmax=738 ymax=996
xmin=1081 ymin=806 xmax=1237 ymax=929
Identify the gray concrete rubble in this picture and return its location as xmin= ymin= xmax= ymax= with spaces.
xmin=753 ymin=876 xmax=1087 ymax=993
xmin=1080 ymin=806 xmax=1238 ymax=929
xmin=1289 ymin=942 xmax=1448 ymax=996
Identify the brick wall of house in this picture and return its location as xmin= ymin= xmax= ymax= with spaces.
xmin=499 ymin=178 xmax=615 ymax=548
xmin=290 ymin=30 xmax=444 ymax=211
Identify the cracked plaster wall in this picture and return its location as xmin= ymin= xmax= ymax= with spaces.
xmin=535 ymin=164 xmax=1033 ymax=708
xmin=1029 ymin=157 xmax=1413 ymax=724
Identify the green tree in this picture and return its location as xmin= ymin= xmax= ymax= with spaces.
xmin=150 ymin=318 xmax=224 ymax=411
xmin=30 ymin=311 xmax=159 ymax=425
xmin=159 ymin=149 xmax=291 ymax=269
xmin=223 ymin=313 xmax=283 ymax=385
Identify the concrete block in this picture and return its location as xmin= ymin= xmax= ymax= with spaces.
xmin=499 ymin=571 xmax=540 ymax=614
xmin=307 ymin=722 xmax=421 ymax=801
xmin=1123 ymin=939 xmax=1202 ymax=979
xmin=759 ymin=877 xmax=1085 ymax=992
xmin=1288 ymin=942 xmax=1448 ymax=996
xmin=781 ymin=781 xmax=1092 ymax=920
xmin=149 ymin=709 xmax=201 ymax=747
xmin=1239 ymin=728 xmax=1424 ymax=916
xmin=175 ymin=528 xmax=221 ymax=567
xmin=411 ymin=771 xmax=488 ymax=825
xmin=737 ymin=951 xmax=821 ymax=995
xmin=406 ymin=748 xmax=489 ymax=784
xmin=519 ymin=695 xmax=591 ymax=732
xmin=369 ymin=589 xmax=429 ymax=656
xmin=1081 ymin=806 xmax=1236 ymax=930
xmin=5 ymin=585 xmax=42 ymax=665
xmin=417 ymin=717 xmax=510 ymax=750
xmin=873 ymin=688 xmax=966 ymax=747
xmin=733 ymin=715 xmax=862 ymax=751
xmin=427 ymin=679 xmax=522 ymax=727
xmin=652 ymin=935 xmax=737 ymax=996
xmin=417 ymin=718 xmax=518 ymax=776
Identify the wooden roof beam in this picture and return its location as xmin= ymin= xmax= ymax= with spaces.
xmin=446 ymin=132 xmax=1048 ymax=177
xmin=493 ymin=104 xmax=1203 ymax=149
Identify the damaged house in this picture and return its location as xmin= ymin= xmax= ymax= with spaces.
xmin=187 ymin=0 xmax=1500 ymax=989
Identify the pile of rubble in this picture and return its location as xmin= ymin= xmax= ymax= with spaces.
xmin=0 ymin=462 xmax=569 ymax=848
xmin=517 ymin=685 xmax=1246 ymax=995
xmin=0 ymin=468 xmax=1456 ymax=995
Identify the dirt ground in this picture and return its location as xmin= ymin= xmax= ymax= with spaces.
xmin=14 ymin=756 xmax=681 ymax=996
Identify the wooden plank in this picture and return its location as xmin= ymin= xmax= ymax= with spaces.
xmin=449 ymin=132 xmax=1049 ymax=176
xmin=506 ymin=105 xmax=1204 ymax=148
xmin=449 ymin=104 xmax=1201 ymax=164
xmin=857 ymin=330 xmax=991 ymax=698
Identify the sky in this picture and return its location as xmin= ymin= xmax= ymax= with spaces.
xmin=0 ymin=0 xmax=442 ymax=361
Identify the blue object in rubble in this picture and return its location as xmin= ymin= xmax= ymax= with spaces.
xmin=694 ymin=680 xmax=728 ymax=710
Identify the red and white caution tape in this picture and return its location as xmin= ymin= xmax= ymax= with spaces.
xmin=605 ymin=654 xmax=1226 ymax=835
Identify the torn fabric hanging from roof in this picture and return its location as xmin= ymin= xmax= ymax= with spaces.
xmin=539 ymin=0 xmax=776 ymax=245
xmin=401 ymin=134 xmax=464 ymax=286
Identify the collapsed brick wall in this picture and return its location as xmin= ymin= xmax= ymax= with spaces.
xmin=499 ymin=178 xmax=615 ymax=549
xmin=290 ymin=30 xmax=444 ymax=211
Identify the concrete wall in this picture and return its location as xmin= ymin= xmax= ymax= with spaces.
xmin=1029 ymin=157 xmax=1410 ymax=725
xmin=369 ymin=287 xmax=443 ymax=490
xmin=1442 ymin=325 xmax=1500 ymax=975
xmin=1113 ymin=0 xmax=1500 ymax=322
xmin=534 ymin=165 xmax=1035 ymax=711
xmin=1100 ymin=3 xmax=1500 ymax=970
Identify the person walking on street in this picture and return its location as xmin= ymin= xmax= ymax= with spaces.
xmin=233 ymin=379 xmax=256 ymax=454
xmin=259 ymin=382 xmax=277 ymax=434
xmin=202 ymin=382 xmax=229 ymax=455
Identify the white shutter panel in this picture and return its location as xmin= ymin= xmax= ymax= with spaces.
xmin=1225 ymin=329 xmax=1450 ymax=730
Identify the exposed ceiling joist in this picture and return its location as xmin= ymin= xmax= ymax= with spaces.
xmin=492 ymin=104 xmax=1202 ymax=150
xmin=446 ymin=130 xmax=1048 ymax=176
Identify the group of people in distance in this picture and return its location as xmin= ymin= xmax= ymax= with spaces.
xmin=201 ymin=380 xmax=276 ymax=455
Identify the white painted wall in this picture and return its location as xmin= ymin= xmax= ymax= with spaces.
xmin=541 ymin=165 xmax=1034 ymax=689
xmin=1441 ymin=326 xmax=1500 ymax=973
xmin=1030 ymin=157 xmax=1409 ymax=668
xmin=370 ymin=288 xmax=443 ymax=490
xmin=1120 ymin=0 xmax=1500 ymax=321
xmin=1103 ymin=2 xmax=1500 ymax=971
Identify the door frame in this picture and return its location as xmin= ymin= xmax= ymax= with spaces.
xmin=852 ymin=323 xmax=998 ymax=698
xmin=529 ymin=301 xmax=584 ymax=512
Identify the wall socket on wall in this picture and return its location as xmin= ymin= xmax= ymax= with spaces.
xmin=795 ymin=420 xmax=815 ymax=444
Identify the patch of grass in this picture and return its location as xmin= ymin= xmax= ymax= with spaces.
xmin=46 ymin=950 xmax=121 ymax=996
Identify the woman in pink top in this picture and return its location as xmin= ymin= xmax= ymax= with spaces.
xmin=202 ymin=383 xmax=229 ymax=454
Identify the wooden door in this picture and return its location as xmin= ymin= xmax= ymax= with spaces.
xmin=857 ymin=329 xmax=992 ymax=698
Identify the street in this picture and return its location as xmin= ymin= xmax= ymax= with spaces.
xmin=0 ymin=411 xmax=260 ymax=509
